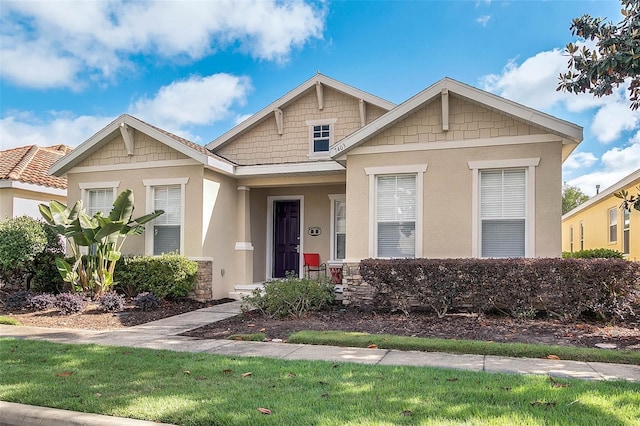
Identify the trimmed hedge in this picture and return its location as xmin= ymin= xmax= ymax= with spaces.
xmin=562 ymin=248 xmax=624 ymax=259
xmin=117 ymin=254 xmax=198 ymax=299
xmin=360 ymin=258 xmax=640 ymax=321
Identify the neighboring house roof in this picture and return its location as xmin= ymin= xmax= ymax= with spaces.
xmin=562 ymin=168 xmax=640 ymax=220
xmin=50 ymin=114 xmax=235 ymax=176
xmin=206 ymin=72 xmax=397 ymax=151
xmin=329 ymin=77 xmax=584 ymax=160
xmin=0 ymin=144 xmax=71 ymax=189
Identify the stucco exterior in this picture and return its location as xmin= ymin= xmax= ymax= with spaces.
xmin=51 ymin=74 xmax=582 ymax=300
xmin=562 ymin=169 xmax=640 ymax=261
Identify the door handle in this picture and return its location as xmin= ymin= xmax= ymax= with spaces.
xmin=296 ymin=245 xmax=300 ymax=253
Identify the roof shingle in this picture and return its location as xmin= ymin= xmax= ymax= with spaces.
xmin=0 ymin=144 xmax=72 ymax=189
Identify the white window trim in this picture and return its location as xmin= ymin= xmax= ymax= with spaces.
xmin=79 ymin=181 xmax=120 ymax=212
xmin=328 ymin=194 xmax=346 ymax=262
xmin=365 ymin=164 xmax=427 ymax=258
xmin=265 ymin=195 xmax=304 ymax=280
xmin=468 ymin=158 xmax=539 ymax=258
xmin=608 ymin=207 xmax=618 ymax=243
xmin=306 ymin=118 xmax=337 ymax=159
xmin=143 ymin=177 xmax=189 ymax=256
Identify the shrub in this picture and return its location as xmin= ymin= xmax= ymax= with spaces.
xmin=98 ymin=291 xmax=126 ymax=312
xmin=55 ymin=292 xmax=87 ymax=315
xmin=243 ymin=274 xmax=335 ymax=319
xmin=359 ymin=258 xmax=640 ymax=321
xmin=117 ymin=255 xmax=198 ymax=299
xmin=134 ymin=292 xmax=161 ymax=311
xmin=3 ymin=290 xmax=32 ymax=311
xmin=28 ymin=293 xmax=57 ymax=310
xmin=563 ymin=248 xmax=624 ymax=259
xmin=0 ymin=216 xmax=48 ymax=289
xmin=31 ymin=252 xmax=67 ymax=293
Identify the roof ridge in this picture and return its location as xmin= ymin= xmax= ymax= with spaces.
xmin=8 ymin=145 xmax=39 ymax=180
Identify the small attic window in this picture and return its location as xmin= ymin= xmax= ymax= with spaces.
xmin=313 ymin=124 xmax=330 ymax=152
xmin=307 ymin=118 xmax=336 ymax=159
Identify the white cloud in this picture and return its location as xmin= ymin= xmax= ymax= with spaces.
xmin=476 ymin=16 xmax=491 ymax=27
xmin=0 ymin=0 xmax=326 ymax=88
xmin=590 ymin=96 xmax=640 ymax=143
xmin=563 ymin=152 xmax=598 ymax=170
xmin=0 ymin=112 xmax=113 ymax=150
xmin=130 ymin=73 xmax=252 ymax=131
xmin=565 ymin=136 xmax=640 ymax=196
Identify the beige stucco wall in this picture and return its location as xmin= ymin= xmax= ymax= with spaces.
xmin=0 ymin=187 xmax=66 ymax=219
xmin=361 ymin=94 xmax=546 ymax=147
xmin=216 ymin=87 xmax=388 ymax=165
xmin=249 ymin=184 xmax=346 ymax=282
xmin=345 ymin=141 xmax=563 ymax=260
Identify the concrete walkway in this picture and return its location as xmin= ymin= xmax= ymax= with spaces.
xmin=1 ymin=300 xmax=639 ymax=425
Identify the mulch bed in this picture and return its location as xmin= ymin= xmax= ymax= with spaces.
xmin=182 ymin=304 xmax=640 ymax=351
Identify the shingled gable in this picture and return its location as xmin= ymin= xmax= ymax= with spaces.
xmin=50 ymin=114 xmax=234 ymax=177
xmin=329 ymin=77 xmax=583 ymax=161
xmin=206 ymin=73 xmax=396 ymax=151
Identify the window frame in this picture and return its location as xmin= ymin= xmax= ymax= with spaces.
xmin=364 ymin=164 xmax=427 ymax=258
xmin=328 ymin=194 xmax=346 ymax=262
xmin=580 ymin=221 xmax=584 ymax=251
xmin=608 ymin=207 xmax=618 ymax=243
xmin=468 ymin=158 xmax=539 ymax=258
xmin=569 ymin=226 xmax=574 ymax=253
xmin=143 ymin=177 xmax=189 ymax=256
xmin=306 ymin=118 xmax=336 ymax=159
xmin=79 ymin=182 xmax=120 ymax=217
xmin=623 ymin=208 xmax=630 ymax=255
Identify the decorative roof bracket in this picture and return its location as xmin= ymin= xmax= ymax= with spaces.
xmin=316 ymin=81 xmax=324 ymax=110
xmin=441 ymin=88 xmax=449 ymax=131
xmin=119 ymin=123 xmax=135 ymax=155
xmin=359 ymin=99 xmax=366 ymax=127
xmin=274 ymin=108 xmax=284 ymax=135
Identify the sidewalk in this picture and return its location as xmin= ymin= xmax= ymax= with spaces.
xmin=1 ymin=300 xmax=639 ymax=425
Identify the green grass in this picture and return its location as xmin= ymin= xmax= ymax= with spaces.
xmin=0 ymin=316 xmax=21 ymax=326
xmin=288 ymin=331 xmax=640 ymax=365
xmin=1 ymin=339 xmax=638 ymax=425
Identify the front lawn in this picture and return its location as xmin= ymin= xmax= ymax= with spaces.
xmin=1 ymin=339 xmax=638 ymax=425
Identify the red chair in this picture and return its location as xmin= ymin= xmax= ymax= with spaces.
xmin=303 ymin=253 xmax=326 ymax=279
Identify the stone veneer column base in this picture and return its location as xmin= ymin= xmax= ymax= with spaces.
xmin=340 ymin=262 xmax=375 ymax=307
xmin=189 ymin=259 xmax=213 ymax=301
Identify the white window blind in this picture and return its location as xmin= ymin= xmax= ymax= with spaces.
xmin=87 ymin=188 xmax=113 ymax=217
xmin=153 ymin=185 xmax=181 ymax=255
xmin=480 ymin=169 xmax=525 ymax=257
xmin=376 ymin=174 xmax=416 ymax=257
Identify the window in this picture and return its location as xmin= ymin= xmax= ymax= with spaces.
xmin=143 ymin=178 xmax=188 ymax=255
xmin=623 ymin=209 xmax=630 ymax=255
xmin=313 ymin=125 xmax=330 ymax=153
xmin=480 ymin=169 xmax=526 ymax=257
xmin=87 ymin=188 xmax=113 ymax=216
xmin=329 ymin=195 xmax=346 ymax=261
xmin=79 ymin=182 xmax=119 ymax=216
xmin=306 ymin=118 xmax=336 ymax=158
xmin=580 ymin=221 xmax=584 ymax=250
xmin=376 ymin=175 xmax=417 ymax=258
xmin=569 ymin=226 xmax=574 ymax=252
xmin=608 ymin=208 xmax=618 ymax=243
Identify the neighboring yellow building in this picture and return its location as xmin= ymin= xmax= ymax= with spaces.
xmin=562 ymin=169 xmax=640 ymax=261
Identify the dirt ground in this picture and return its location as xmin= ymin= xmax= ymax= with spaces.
xmin=2 ymin=295 xmax=640 ymax=351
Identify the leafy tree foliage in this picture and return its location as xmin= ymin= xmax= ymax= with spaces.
xmin=562 ymin=184 xmax=590 ymax=214
xmin=615 ymin=186 xmax=640 ymax=211
xmin=557 ymin=0 xmax=640 ymax=109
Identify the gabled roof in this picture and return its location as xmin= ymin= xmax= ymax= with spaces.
xmin=562 ymin=168 xmax=640 ymax=220
xmin=330 ymin=77 xmax=584 ymax=159
xmin=0 ymin=144 xmax=71 ymax=189
xmin=206 ymin=73 xmax=396 ymax=151
xmin=50 ymin=114 xmax=234 ymax=176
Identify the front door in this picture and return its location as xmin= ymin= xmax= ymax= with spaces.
xmin=273 ymin=200 xmax=300 ymax=278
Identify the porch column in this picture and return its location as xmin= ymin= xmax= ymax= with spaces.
xmin=235 ymin=186 xmax=254 ymax=286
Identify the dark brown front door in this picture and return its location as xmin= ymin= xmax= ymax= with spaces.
xmin=273 ymin=200 xmax=300 ymax=278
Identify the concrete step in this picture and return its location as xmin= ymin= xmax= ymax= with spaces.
xmin=229 ymin=283 xmax=264 ymax=300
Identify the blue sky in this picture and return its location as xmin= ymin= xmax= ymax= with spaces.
xmin=1 ymin=0 xmax=639 ymax=196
